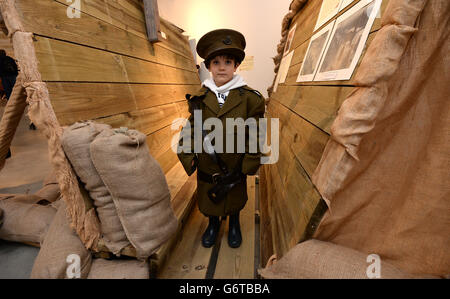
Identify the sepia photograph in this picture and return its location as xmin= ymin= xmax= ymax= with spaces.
xmin=296 ymin=22 xmax=334 ymax=82
xmin=315 ymin=0 xmax=382 ymax=81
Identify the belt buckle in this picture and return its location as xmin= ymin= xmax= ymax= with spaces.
xmin=212 ymin=173 xmax=221 ymax=184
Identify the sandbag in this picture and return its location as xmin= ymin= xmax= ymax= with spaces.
xmin=0 ymin=193 xmax=49 ymax=205
xmin=90 ymin=127 xmax=178 ymax=260
xmin=31 ymin=200 xmax=92 ymax=279
xmin=0 ymin=196 xmax=56 ymax=244
xmin=258 ymin=239 xmax=412 ymax=279
xmin=42 ymin=170 xmax=58 ymax=186
xmin=35 ymin=170 xmax=61 ymax=203
xmin=87 ymin=258 xmax=149 ymax=279
xmin=35 ymin=185 xmax=60 ymax=203
xmin=62 ymin=121 xmax=130 ymax=255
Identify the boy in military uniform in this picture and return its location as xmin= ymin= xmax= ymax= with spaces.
xmin=177 ymin=29 xmax=266 ymax=248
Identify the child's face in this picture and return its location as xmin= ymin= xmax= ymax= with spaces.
xmin=208 ymin=56 xmax=239 ymax=87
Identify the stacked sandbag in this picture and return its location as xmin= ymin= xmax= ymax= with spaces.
xmin=31 ymin=199 xmax=92 ymax=279
xmin=62 ymin=121 xmax=130 ymax=255
xmin=34 ymin=170 xmax=61 ymax=203
xmin=62 ymin=122 xmax=178 ymax=260
xmin=90 ymin=127 xmax=178 ymax=260
xmin=0 ymin=194 xmax=56 ymax=244
xmin=87 ymin=258 xmax=149 ymax=279
xmin=258 ymin=239 xmax=412 ymax=279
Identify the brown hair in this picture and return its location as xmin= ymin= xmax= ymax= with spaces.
xmin=205 ymin=53 xmax=241 ymax=69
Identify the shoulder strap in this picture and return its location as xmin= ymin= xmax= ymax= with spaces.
xmin=242 ymin=86 xmax=263 ymax=98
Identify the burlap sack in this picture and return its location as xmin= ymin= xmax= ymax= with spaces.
xmin=31 ymin=200 xmax=92 ymax=279
xmin=42 ymin=170 xmax=58 ymax=186
xmin=35 ymin=170 xmax=61 ymax=203
xmin=0 ymin=208 xmax=3 ymax=228
xmin=0 ymin=196 xmax=56 ymax=244
xmin=35 ymin=185 xmax=60 ymax=203
xmin=259 ymin=239 xmax=412 ymax=279
xmin=87 ymin=258 xmax=149 ymax=279
xmin=62 ymin=121 xmax=130 ymax=255
xmin=0 ymin=193 xmax=48 ymax=205
xmin=90 ymin=128 xmax=178 ymax=259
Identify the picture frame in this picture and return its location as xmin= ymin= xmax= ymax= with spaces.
xmin=339 ymin=0 xmax=354 ymax=11
xmin=279 ymin=50 xmax=294 ymax=84
xmin=283 ymin=24 xmax=297 ymax=56
xmin=313 ymin=0 xmax=343 ymax=31
xmin=296 ymin=21 xmax=334 ymax=82
xmin=314 ymin=0 xmax=382 ymax=82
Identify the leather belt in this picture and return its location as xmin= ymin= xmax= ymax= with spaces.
xmin=198 ymin=170 xmax=222 ymax=184
xmin=198 ymin=169 xmax=246 ymax=185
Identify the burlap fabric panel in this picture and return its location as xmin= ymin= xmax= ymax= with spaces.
xmin=312 ymin=0 xmax=450 ymax=277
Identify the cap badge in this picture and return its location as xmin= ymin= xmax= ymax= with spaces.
xmin=223 ymin=36 xmax=232 ymax=45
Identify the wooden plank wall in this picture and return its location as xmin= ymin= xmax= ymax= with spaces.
xmin=0 ymin=32 xmax=13 ymax=58
xmin=13 ymin=0 xmax=201 ymax=192
xmin=260 ymin=0 xmax=389 ymax=266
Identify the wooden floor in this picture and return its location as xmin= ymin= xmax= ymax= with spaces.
xmin=158 ymin=176 xmax=258 ymax=279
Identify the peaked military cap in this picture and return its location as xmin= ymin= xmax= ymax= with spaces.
xmin=197 ymin=29 xmax=246 ymax=63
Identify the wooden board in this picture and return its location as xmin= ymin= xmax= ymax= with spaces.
xmin=214 ymin=176 xmax=256 ymax=279
xmin=270 ymin=84 xmax=354 ymax=134
xmin=34 ymin=36 xmax=200 ymax=84
xmin=146 ymin=118 xmax=184 ymax=160
xmin=260 ymin=107 xmax=327 ymax=259
xmin=258 ymin=165 xmax=274 ymax=268
xmin=157 ymin=202 xmax=213 ymax=279
xmin=54 ymin=0 xmax=194 ymax=59
xmin=16 ymin=0 xmax=196 ymax=72
xmin=268 ymin=100 xmax=329 ymax=178
xmin=150 ymin=172 xmax=198 ymax=276
xmin=46 ymin=82 xmax=197 ymax=126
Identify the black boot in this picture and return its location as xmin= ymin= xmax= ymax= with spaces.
xmin=201 ymin=216 xmax=220 ymax=248
xmin=228 ymin=212 xmax=242 ymax=248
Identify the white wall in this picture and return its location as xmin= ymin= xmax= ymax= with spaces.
xmin=158 ymin=0 xmax=292 ymax=97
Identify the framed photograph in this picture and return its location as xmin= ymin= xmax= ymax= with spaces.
xmin=278 ymin=50 xmax=294 ymax=84
xmin=314 ymin=0 xmax=382 ymax=81
xmin=296 ymin=22 xmax=334 ymax=82
xmin=314 ymin=0 xmax=342 ymax=31
xmin=283 ymin=24 xmax=297 ymax=56
xmin=273 ymin=50 xmax=294 ymax=92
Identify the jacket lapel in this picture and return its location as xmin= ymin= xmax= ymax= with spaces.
xmin=203 ymin=91 xmax=221 ymax=115
xmin=217 ymin=89 xmax=243 ymax=118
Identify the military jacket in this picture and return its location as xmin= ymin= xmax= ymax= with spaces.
xmin=177 ymin=86 xmax=266 ymax=216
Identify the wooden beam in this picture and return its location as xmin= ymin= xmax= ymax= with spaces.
xmin=143 ymin=0 xmax=163 ymax=43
